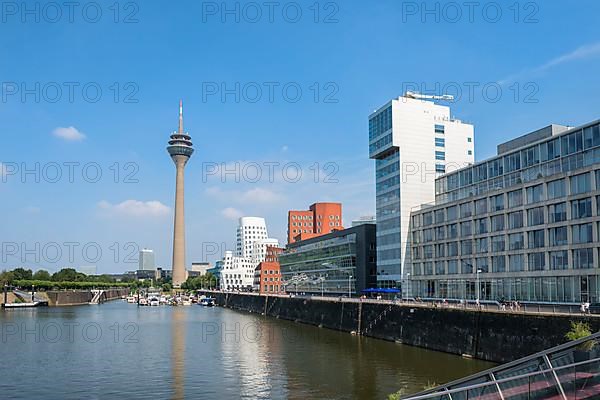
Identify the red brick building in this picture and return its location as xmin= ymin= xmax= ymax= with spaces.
xmin=254 ymin=246 xmax=285 ymax=294
xmin=287 ymin=202 xmax=343 ymax=244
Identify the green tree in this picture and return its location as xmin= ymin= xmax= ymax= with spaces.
xmin=12 ymin=267 xmax=33 ymax=280
xmin=0 ymin=270 xmax=15 ymax=284
xmin=32 ymin=270 xmax=51 ymax=281
xmin=566 ymin=321 xmax=592 ymax=341
xmin=52 ymin=268 xmax=85 ymax=282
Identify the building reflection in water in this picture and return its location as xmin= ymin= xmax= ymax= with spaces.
xmin=171 ymin=308 xmax=186 ymax=400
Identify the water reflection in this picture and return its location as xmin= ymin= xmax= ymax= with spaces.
xmin=0 ymin=303 xmax=493 ymax=400
xmin=171 ymin=308 xmax=186 ymax=400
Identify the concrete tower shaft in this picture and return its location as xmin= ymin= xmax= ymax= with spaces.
xmin=167 ymin=101 xmax=194 ymax=288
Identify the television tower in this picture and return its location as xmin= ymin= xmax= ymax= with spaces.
xmin=167 ymin=100 xmax=194 ymax=288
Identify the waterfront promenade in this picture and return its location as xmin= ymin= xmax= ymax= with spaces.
xmin=202 ymin=289 xmax=600 ymax=318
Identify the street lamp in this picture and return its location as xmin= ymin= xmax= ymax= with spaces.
xmin=348 ymin=275 xmax=353 ymax=298
xmin=476 ymin=269 xmax=482 ymax=304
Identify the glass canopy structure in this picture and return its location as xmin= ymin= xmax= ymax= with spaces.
xmin=403 ymin=332 xmax=600 ymax=400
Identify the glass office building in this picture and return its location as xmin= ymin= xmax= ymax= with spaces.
xmin=369 ymin=95 xmax=474 ymax=288
xmin=409 ymin=121 xmax=600 ymax=303
xmin=279 ymin=224 xmax=376 ymax=296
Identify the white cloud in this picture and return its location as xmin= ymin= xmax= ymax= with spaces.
xmin=221 ymin=207 xmax=244 ymax=220
xmin=499 ymin=42 xmax=600 ymax=85
xmin=98 ymin=200 xmax=171 ymax=218
xmin=53 ymin=126 xmax=86 ymax=141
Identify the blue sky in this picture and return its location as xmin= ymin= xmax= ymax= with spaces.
xmin=1 ymin=0 xmax=599 ymax=273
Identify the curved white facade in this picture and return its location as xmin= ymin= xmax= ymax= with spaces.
xmin=222 ymin=217 xmax=279 ymax=290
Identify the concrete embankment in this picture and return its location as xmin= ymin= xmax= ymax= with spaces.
xmin=205 ymin=292 xmax=600 ymax=363
xmin=46 ymin=288 xmax=129 ymax=306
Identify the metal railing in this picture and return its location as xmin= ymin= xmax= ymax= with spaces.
xmin=403 ymin=332 xmax=600 ymax=400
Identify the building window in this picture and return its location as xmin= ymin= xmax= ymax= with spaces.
xmin=475 ymin=198 xmax=487 ymax=215
xmin=490 ymin=215 xmax=505 ymax=232
xmin=548 ymin=202 xmax=567 ymax=223
xmin=508 ymin=211 xmax=524 ymax=229
xmin=423 ymin=229 xmax=433 ymax=242
xmin=526 ymin=184 xmax=544 ymax=204
xmin=435 ymin=151 xmax=446 ymax=161
xmin=448 ymin=260 xmax=458 ymax=274
xmin=461 ymin=240 xmax=473 ymax=255
xmin=475 ymin=257 xmax=488 ymax=273
xmin=491 ymin=235 xmax=505 ymax=252
xmin=447 ymin=242 xmax=458 ymax=257
xmin=507 ymin=189 xmax=523 ymax=208
xmin=424 ymin=245 xmax=434 ymax=259
xmin=460 ymin=221 xmax=472 ymax=236
xmin=547 ymin=179 xmax=566 ymax=199
xmin=527 ymin=207 xmax=545 ymax=226
xmin=435 ymin=261 xmax=445 ymax=275
xmin=475 ymin=237 xmax=488 ymax=253
xmin=435 ymin=243 xmax=445 ymax=258
xmin=509 ymin=254 xmax=524 ymax=272
xmin=435 ymin=124 xmax=445 ymax=134
xmin=548 ymin=251 xmax=568 ymax=270
xmin=435 ymin=226 xmax=445 ymax=240
xmin=504 ymin=152 xmax=521 ymax=173
xmin=573 ymin=248 xmax=593 ymax=269
xmin=475 ymin=218 xmax=488 ymax=234
xmin=424 ymin=262 xmax=433 ymax=275
xmin=435 ymin=138 xmax=445 ymax=147
xmin=468 ymin=150 xmax=473 ymax=155
xmin=467 ymin=137 xmax=472 ymax=143
xmin=549 ymin=226 xmax=567 ymax=246
xmin=423 ymin=212 xmax=433 ymax=226
xmin=571 ymin=198 xmax=592 ymax=219
xmin=572 ymin=223 xmax=593 ymax=244
xmin=528 ymin=252 xmax=545 ymax=271
xmin=435 ymin=164 xmax=446 ymax=173
xmin=446 ymin=206 xmax=457 ymax=221
xmin=570 ymin=172 xmax=591 ymax=195
xmin=528 ymin=229 xmax=545 ymax=248
xmin=462 ymin=260 xmax=474 ymax=274
xmin=492 ymin=256 xmax=505 ymax=273
xmin=490 ymin=194 xmax=504 ymax=211
xmin=448 ymin=223 xmax=458 ymax=239
xmin=509 ymin=233 xmax=524 ymax=250
xmin=460 ymin=202 xmax=472 ymax=218
xmin=434 ymin=210 xmax=445 ymax=224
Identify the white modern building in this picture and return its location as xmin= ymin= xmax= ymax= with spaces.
xmin=221 ymin=217 xmax=279 ymax=290
xmin=138 ymin=248 xmax=156 ymax=271
xmin=369 ymin=93 xmax=475 ymax=287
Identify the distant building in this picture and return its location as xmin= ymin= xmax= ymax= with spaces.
xmin=253 ymin=245 xmax=285 ymax=294
xmin=155 ymin=267 xmax=172 ymax=280
xmin=352 ymin=216 xmax=376 ymax=227
xmin=138 ymin=249 xmax=156 ymax=271
xmin=221 ymin=217 xmax=280 ymax=291
xmin=287 ymin=202 xmax=343 ymax=244
xmin=191 ymin=262 xmax=211 ymax=276
xmin=279 ymin=223 xmax=377 ymax=296
xmin=254 ymin=262 xmax=283 ymax=294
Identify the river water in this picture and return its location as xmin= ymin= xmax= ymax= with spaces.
xmin=0 ymin=301 xmax=493 ymax=399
